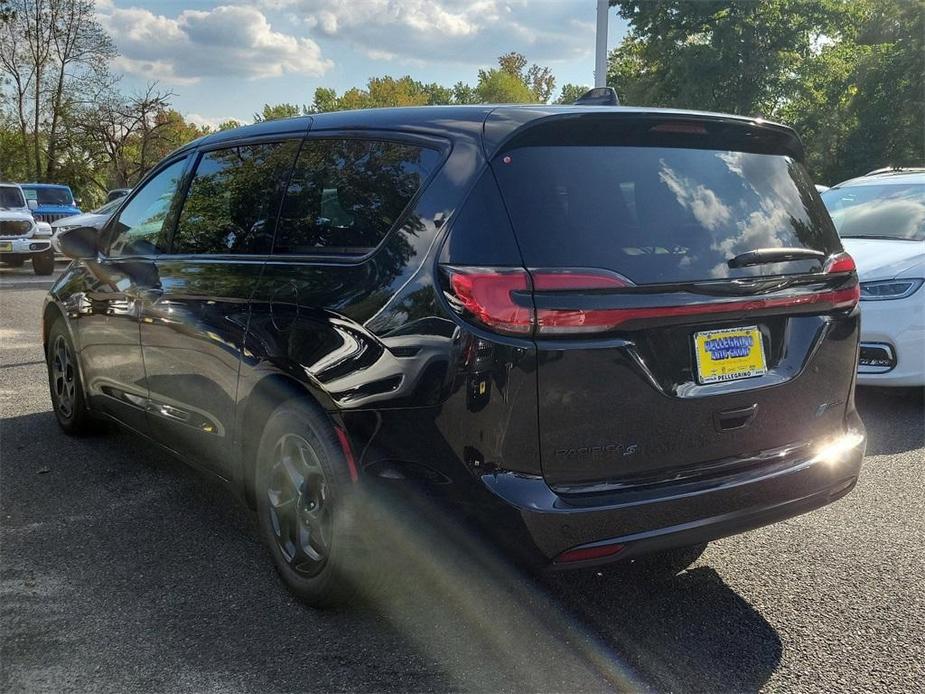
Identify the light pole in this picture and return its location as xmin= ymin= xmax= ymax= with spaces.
xmin=594 ymin=0 xmax=609 ymax=87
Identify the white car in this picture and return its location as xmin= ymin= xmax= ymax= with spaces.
xmin=821 ymin=170 xmax=925 ymax=387
xmin=0 ymin=183 xmax=56 ymax=274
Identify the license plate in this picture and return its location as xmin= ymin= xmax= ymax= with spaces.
xmin=693 ymin=326 xmax=767 ymax=384
xmin=0 ymin=242 xmax=12 ymax=252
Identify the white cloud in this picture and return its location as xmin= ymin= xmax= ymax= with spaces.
xmin=262 ymin=0 xmax=596 ymax=67
xmin=97 ymin=2 xmax=333 ymax=84
xmin=659 ymin=162 xmax=732 ymax=232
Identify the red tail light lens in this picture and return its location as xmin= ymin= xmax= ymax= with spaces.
xmin=531 ymin=271 xmax=630 ymax=291
xmin=824 ymin=252 xmax=857 ymax=275
xmin=824 ymin=251 xmax=860 ymax=308
xmin=443 ymin=267 xmax=632 ymax=336
xmin=443 ymin=258 xmax=857 ymax=337
xmin=446 ymin=269 xmax=532 ymax=335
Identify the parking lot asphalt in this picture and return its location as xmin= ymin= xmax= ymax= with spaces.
xmin=2 ymin=263 xmax=924 ymax=693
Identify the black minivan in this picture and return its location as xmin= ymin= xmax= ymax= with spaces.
xmin=45 ymin=105 xmax=865 ymax=605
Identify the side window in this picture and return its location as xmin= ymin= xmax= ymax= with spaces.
xmin=172 ymin=141 xmax=300 ymax=255
xmin=108 ymin=158 xmax=188 ymax=257
xmin=274 ymin=139 xmax=439 ymax=255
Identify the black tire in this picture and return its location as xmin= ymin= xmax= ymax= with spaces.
xmin=46 ymin=317 xmax=95 ymax=435
xmin=2 ymin=256 xmax=25 ymax=267
xmin=33 ymin=250 xmax=55 ymax=275
xmin=255 ymin=401 xmax=369 ymax=607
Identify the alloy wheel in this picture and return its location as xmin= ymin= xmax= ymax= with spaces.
xmin=51 ymin=334 xmax=76 ymax=419
xmin=265 ymin=433 xmax=332 ymax=577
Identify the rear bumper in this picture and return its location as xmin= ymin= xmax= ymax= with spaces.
xmin=479 ymin=426 xmax=865 ymax=569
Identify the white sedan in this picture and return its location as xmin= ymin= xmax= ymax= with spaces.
xmin=821 ymin=170 xmax=925 ymax=387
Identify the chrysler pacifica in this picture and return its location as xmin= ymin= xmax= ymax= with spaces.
xmin=45 ymin=106 xmax=865 ymax=605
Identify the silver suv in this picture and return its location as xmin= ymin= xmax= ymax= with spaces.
xmin=0 ymin=183 xmax=55 ymax=275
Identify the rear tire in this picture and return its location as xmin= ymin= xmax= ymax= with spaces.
xmin=33 ymin=250 xmax=55 ymax=275
xmin=46 ymin=317 xmax=95 ymax=435
xmin=255 ymin=401 xmax=369 ymax=607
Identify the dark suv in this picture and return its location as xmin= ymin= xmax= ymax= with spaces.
xmin=45 ymin=106 xmax=865 ymax=605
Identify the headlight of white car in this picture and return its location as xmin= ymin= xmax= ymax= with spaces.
xmin=34 ymin=221 xmax=53 ymax=237
xmin=860 ymin=278 xmax=924 ymax=301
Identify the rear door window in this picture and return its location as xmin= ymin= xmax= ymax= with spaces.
xmin=172 ymin=141 xmax=301 ymax=255
xmin=493 ymin=145 xmax=840 ymax=283
xmin=273 ymin=139 xmax=439 ymax=255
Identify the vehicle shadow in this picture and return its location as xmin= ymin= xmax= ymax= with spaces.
xmin=855 ymin=386 xmax=924 ymax=455
xmin=2 ymin=410 xmax=781 ymax=693
xmin=542 ymin=565 xmax=782 ymax=693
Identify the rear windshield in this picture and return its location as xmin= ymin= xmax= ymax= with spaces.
xmin=493 ymin=146 xmax=839 ymax=284
xmin=21 ymin=186 xmax=74 ymax=206
xmin=821 ymin=184 xmax=925 ymax=241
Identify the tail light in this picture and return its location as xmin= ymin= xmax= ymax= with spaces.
xmin=823 ymin=251 xmax=856 ymax=275
xmin=443 ymin=266 xmax=631 ymax=336
xmin=446 ymin=269 xmax=532 ymax=335
xmin=442 ymin=255 xmax=857 ymax=338
xmin=823 ymin=251 xmax=860 ymax=308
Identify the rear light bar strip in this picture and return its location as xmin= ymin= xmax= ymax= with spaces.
xmin=536 ymin=285 xmax=859 ymax=334
xmin=442 ymin=253 xmax=857 ymax=337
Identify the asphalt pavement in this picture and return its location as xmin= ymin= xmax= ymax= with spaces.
xmin=2 ymin=263 xmax=923 ymax=693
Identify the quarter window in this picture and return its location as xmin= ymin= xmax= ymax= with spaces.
xmin=273 ymin=139 xmax=439 ymax=255
xmin=172 ymin=141 xmax=301 ymax=255
xmin=108 ymin=158 xmax=188 ymax=257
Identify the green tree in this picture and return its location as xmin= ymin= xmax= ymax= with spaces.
xmin=253 ymin=103 xmax=307 ymax=122
xmin=451 ymin=81 xmax=477 ymax=105
xmin=608 ymin=0 xmax=840 ymax=116
xmin=607 ymin=0 xmax=924 ymax=182
xmin=310 ymin=76 xmax=455 ymax=112
xmin=311 ymin=87 xmax=338 ymax=113
xmin=0 ymin=0 xmax=116 ymax=180
xmin=497 ymin=51 xmax=556 ymax=102
xmin=475 ymin=69 xmax=537 ymax=104
xmin=556 ymin=83 xmax=591 ymax=104
xmin=783 ymin=0 xmax=924 ymax=181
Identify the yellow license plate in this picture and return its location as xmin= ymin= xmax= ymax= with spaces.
xmin=0 ymin=242 xmax=12 ymax=252
xmin=694 ymin=326 xmax=767 ymax=384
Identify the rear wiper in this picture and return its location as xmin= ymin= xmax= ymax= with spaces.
xmin=727 ymin=247 xmax=825 ymax=268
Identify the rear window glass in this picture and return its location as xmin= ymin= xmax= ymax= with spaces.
xmin=821 ymin=184 xmax=925 ymax=241
xmin=273 ymin=139 xmax=439 ymax=255
xmin=493 ymin=146 xmax=839 ymax=284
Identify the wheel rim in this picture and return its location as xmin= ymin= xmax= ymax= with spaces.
xmin=51 ymin=334 xmax=76 ymax=419
xmin=265 ymin=433 xmax=332 ymax=577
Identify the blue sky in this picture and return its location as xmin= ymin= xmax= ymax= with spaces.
xmin=95 ymin=0 xmax=628 ymax=127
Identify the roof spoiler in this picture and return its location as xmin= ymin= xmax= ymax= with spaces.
xmin=572 ymin=87 xmax=620 ymax=106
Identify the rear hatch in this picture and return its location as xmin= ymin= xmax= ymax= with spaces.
xmin=485 ymin=113 xmax=859 ymax=490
